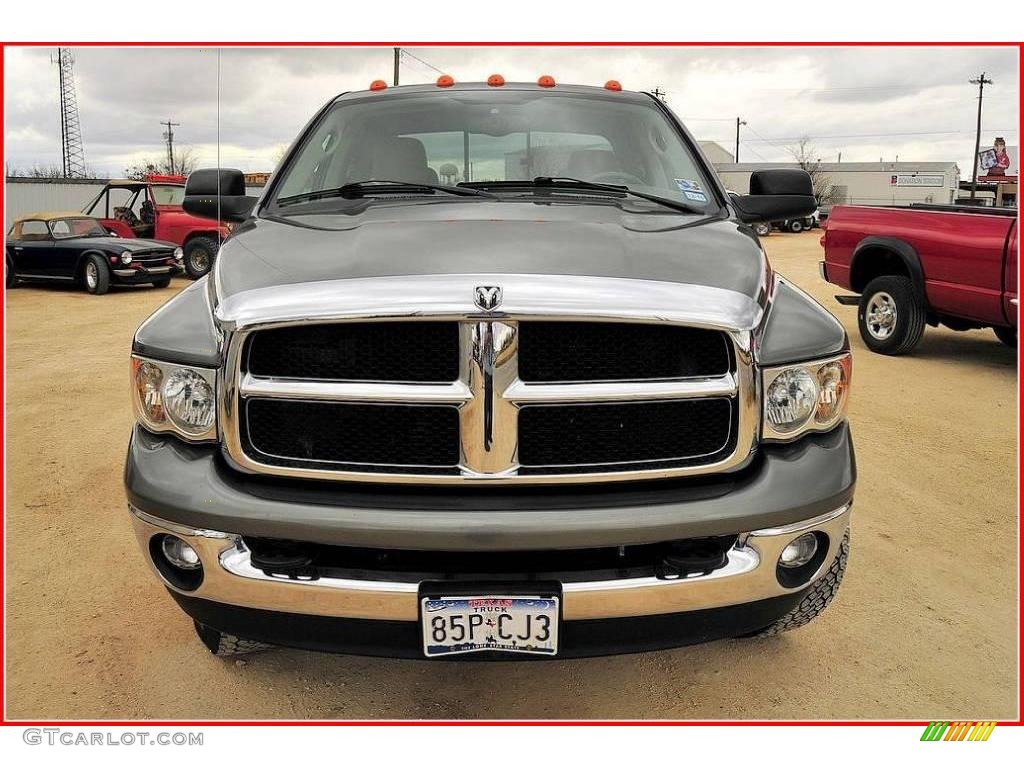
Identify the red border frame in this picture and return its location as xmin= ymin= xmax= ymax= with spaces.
xmin=0 ymin=40 xmax=1021 ymax=728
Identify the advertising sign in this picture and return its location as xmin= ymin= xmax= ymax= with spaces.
xmin=889 ymin=173 xmax=945 ymax=187
xmin=977 ymin=137 xmax=1018 ymax=178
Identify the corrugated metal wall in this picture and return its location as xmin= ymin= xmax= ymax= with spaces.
xmin=4 ymin=180 xmax=107 ymax=226
xmin=4 ymin=179 xmax=267 ymax=230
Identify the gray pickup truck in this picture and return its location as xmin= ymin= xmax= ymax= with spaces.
xmin=125 ymin=80 xmax=854 ymax=659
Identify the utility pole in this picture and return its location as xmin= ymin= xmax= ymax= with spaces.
xmin=651 ymin=87 xmax=666 ymax=102
xmin=161 ymin=120 xmax=180 ymax=175
xmin=393 ymin=47 xmax=401 ymax=86
xmin=735 ymin=117 xmax=747 ymax=163
xmin=969 ymin=72 xmax=993 ymax=200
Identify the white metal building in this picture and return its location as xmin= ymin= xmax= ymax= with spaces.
xmin=714 ymin=161 xmax=961 ymax=207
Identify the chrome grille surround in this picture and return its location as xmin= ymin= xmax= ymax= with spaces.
xmin=216 ymin=274 xmax=764 ymax=486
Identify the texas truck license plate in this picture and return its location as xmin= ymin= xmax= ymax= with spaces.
xmin=421 ymin=596 xmax=559 ymax=657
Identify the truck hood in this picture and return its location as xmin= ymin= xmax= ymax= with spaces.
xmin=215 ymin=200 xmax=769 ymax=308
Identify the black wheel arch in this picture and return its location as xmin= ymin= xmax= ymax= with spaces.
xmin=849 ymin=236 xmax=926 ymax=305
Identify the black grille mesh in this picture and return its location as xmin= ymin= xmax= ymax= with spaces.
xmin=518 ymin=399 xmax=733 ymax=468
xmin=246 ymin=322 xmax=459 ymax=382
xmin=518 ymin=322 xmax=730 ymax=382
xmin=243 ymin=399 xmax=459 ymax=468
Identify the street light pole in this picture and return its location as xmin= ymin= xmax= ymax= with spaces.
xmin=393 ymin=47 xmax=400 ymax=86
xmin=735 ymin=117 xmax=747 ymax=163
xmin=969 ymin=72 xmax=993 ymax=201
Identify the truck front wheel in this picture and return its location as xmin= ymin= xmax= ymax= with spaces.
xmin=183 ymin=236 xmax=218 ymax=279
xmin=193 ymin=620 xmax=273 ymax=657
xmin=751 ymin=531 xmax=849 ymax=637
xmin=857 ymin=275 xmax=926 ymax=355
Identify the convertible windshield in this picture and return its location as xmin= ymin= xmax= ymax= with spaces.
xmin=48 ymin=217 xmax=109 ymax=239
xmin=269 ymin=89 xmax=718 ymax=213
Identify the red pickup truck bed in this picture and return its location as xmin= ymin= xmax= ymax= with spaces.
xmin=820 ymin=204 xmax=1018 ymax=354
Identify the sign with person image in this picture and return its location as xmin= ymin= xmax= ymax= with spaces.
xmin=977 ymin=137 xmax=1018 ymax=178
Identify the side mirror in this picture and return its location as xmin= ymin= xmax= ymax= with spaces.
xmin=183 ymin=168 xmax=258 ymax=223
xmin=732 ymin=169 xmax=816 ymax=224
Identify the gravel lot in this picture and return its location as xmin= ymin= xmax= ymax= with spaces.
xmin=4 ymin=230 xmax=1018 ymax=720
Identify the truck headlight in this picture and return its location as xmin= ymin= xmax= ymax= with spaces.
xmin=762 ymin=353 xmax=851 ymax=441
xmin=131 ymin=356 xmax=217 ymax=442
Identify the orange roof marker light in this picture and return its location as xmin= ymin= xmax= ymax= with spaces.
xmin=436 ymin=74 xmax=455 ymax=88
xmin=487 ymin=74 xmax=506 ymax=87
xmin=604 ymin=80 xmax=622 ymax=92
xmin=538 ymin=75 xmax=556 ymax=88
xmin=369 ymin=79 xmax=388 ymax=91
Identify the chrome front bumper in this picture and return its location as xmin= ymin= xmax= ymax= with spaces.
xmin=130 ymin=502 xmax=851 ymax=622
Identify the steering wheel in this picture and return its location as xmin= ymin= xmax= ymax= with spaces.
xmin=114 ymin=206 xmax=140 ymax=227
xmin=588 ymin=171 xmax=648 ymax=187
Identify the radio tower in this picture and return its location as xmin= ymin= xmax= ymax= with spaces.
xmin=53 ymin=48 xmax=87 ymax=178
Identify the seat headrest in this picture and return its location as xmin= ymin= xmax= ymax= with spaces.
xmin=566 ymin=149 xmax=621 ymax=179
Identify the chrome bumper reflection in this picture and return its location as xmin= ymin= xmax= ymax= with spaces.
xmin=130 ymin=503 xmax=851 ymax=622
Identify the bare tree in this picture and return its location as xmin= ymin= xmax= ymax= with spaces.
xmin=123 ymin=146 xmax=198 ymax=179
xmin=787 ymin=138 xmax=835 ymax=206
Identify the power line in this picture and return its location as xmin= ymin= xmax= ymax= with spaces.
xmin=400 ymin=48 xmax=446 ymax=76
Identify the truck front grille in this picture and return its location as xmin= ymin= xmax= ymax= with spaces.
xmin=518 ymin=399 xmax=734 ymax=470
xmin=518 ymin=322 xmax=730 ymax=382
xmin=246 ymin=322 xmax=459 ymax=382
xmin=243 ymin=399 xmax=459 ymax=470
xmin=227 ymin=318 xmax=753 ymax=485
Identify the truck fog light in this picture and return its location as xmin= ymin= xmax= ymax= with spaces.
xmin=162 ymin=368 xmax=216 ymax=434
xmin=161 ymin=535 xmax=201 ymax=570
xmin=779 ymin=532 xmax=818 ymax=568
xmin=765 ymin=368 xmax=816 ymax=433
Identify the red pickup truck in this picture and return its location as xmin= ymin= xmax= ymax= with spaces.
xmin=82 ymin=174 xmax=229 ymax=279
xmin=820 ymin=204 xmax=1018 ymax=354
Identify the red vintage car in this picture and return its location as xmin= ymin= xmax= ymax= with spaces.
xmin=82 ymin=174 xmax=230 ymax=279
xmin=820 ymin=204 xmax=1018 ymax=354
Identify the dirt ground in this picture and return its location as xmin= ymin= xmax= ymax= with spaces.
xmin=4 ymin=230 xmax=1018 ymax=720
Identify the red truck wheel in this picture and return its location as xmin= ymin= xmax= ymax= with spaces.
xmin=857 ymin=275 xmax=926 ymax=355
xmin=184 ymin=236 xmax=218 ymax=279
xmin=994 ymin=326 xmax=1017 ymax=349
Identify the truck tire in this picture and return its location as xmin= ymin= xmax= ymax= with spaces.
xmin=751 ymin=531 xmax=849 ymax=637
xmin=753 ymin=222 xmax=771 ymax=237
xmin=83 ymin=254 xmax=111 ymax=295
xmin=183 ymin=236 xmax=218 ymax=279
xmin=994 ymin=326 xmax=1017 ymax=349
xmin=788 ymin=219 xmax=804 ymax=233
xmin=193 ymin=620 xmax=273 ymax=657
xmin=857 ymin=275 xmax=926 ymax=355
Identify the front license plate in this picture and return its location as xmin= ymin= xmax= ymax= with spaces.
xmin=421 ymin=596 xmax=559 ymax=657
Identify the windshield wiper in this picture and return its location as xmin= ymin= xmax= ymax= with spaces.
xmin=460 ymin=176 xmax=705 ymax=215
xmin=277 ymin=179 xmax=496 ymax=207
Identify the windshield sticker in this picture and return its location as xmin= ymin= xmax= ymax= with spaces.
xmin=675 ymin=179 xmax=708 ymax=202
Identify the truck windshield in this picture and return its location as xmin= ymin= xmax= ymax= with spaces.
xmin=150 ymin=185 xmax=186 ymax=205
xmin=269 ymin=89 xmax=718 ymax=213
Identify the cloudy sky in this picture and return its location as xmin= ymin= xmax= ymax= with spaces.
xmin=4 ymin=46 xmax=1019 ymax=178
